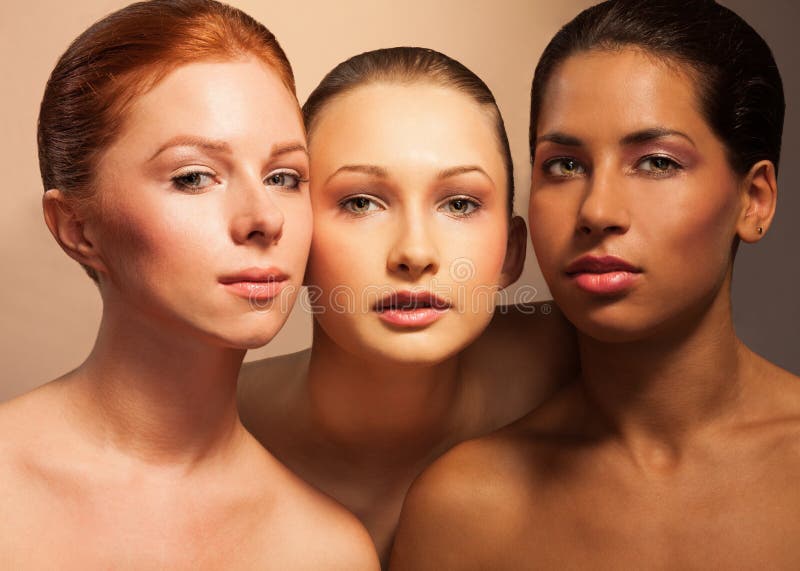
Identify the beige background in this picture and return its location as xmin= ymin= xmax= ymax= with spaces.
xmin=1 ymin=0 xmax=797 ymax=402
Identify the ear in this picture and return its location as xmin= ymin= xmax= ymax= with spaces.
xmin=737 ymin=160 xmax=777 ymax=244
xmin=42 ymin=189 xmax=108 ymax=275
xmin=499 ymin=215 xmax=527 ymax=289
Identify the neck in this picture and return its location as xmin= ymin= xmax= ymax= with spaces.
xmin=303 ymin=323 xmax=466 ymax=460
xmin=68 ymin=299 xmax=248 ymax=468
xmin=578 ymin=282 xmax=747 ymax=459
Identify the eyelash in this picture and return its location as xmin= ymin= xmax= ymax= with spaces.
xmin=170 ymin=168 xmax=307 ymax=193
xmin=338 ymin=194 xmax=482 ymax=218
xmin=439 ymin=195 xmax=481 ymax=218
xmin=264 ymin=169 xmax=307 ymax=191
xmin=171 ymin=170 xmax=216 ymax=192
xmin=339 ymin=195 xmax=384 ymax=215
xmin=541 ymin=154 xmax=684 ymax=179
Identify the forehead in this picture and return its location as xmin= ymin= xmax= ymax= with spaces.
xmin=309 ymin=82 xmax=504 ymax=175
xmin=537 ymin=48 xmax=708 ymax=139
xmin=121 ymin=58 xmax=304 ymax=146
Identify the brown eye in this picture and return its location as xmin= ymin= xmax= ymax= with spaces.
xmin=544 ymin=157 xmax=585 ymax=177
xmin=341 ymin=195 xmax=381 ymax=214
xmin=638 ymin=155 xmax=682 ymax=176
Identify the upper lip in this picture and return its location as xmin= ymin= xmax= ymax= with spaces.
xmin=374 ymin=290 xmax=451 ymax=311
xmin=565 ymin=255 xmax=641 ymax=275
xmin=219 ymin=267 xmax=289 ymax=284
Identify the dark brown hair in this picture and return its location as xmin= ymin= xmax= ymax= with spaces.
xmin=38 ymin=0 xmax=296 ymax=280
xmin=303 ymin=47 xmax=515 ymax=216
xmin=530 ymin=0 xmax=784 ymax=176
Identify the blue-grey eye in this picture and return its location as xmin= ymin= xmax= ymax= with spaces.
xmin=172 ymin=171 xmax=215 ymax=191
xmin=265 ymin=170 xmax=302 ymax=189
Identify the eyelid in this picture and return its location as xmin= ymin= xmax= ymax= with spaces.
xmin=541 ymin=156 xmax=587 ymax=177
xmin=338 ymin=193 xmax=387 ymax=215
xmin=437 ymin=194 xmax=482 ymax=217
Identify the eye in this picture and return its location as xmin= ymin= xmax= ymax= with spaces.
xmin=265 ymin=169 xmax=304 ymax=190
xmin=340 ymin=195 xmax=383 ymax=215
xmin=637 ymin=155 xmax=682 ymax=176
xmin=440 ymin=196 xmax=480 ymax=217
xmin=171 ymin=170 xmax=216 ymax=192
xmin=543 ymin=157 xmax=586 ymax=178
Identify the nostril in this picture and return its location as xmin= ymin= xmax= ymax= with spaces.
xmin=398 ymin=263 xmax=410 ymax=272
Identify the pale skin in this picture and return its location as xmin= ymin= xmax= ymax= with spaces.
xmin=238 ymin=82 xmax=577 ymax=565
xmin=0 ymin=58 xmax=378 ymax=570
xmin=390 ymin=49 xmax=800 ymax=570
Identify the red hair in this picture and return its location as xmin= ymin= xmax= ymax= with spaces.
xmin=38 ymin=0 xmax=295 ymax=203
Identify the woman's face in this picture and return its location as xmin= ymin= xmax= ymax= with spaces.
xmin=529 ymin=48 xmax=747 ymax=342
xmin=306 ymin=82 xmax=518 ymax=365
xmin=87 ymin=58 xmax=311 ymax=349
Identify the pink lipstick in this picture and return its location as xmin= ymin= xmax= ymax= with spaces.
xmin=565 ymin=255 xmax=642 ymax=295
xmin=219 ymin=267 xmax=289 ymax=301
xmin=374 ymin=290 xmax=451 ymax=327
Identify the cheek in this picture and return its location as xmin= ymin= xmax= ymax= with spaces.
xmin=529 ymin=192 xmax=571 ymax=276
xmin=643 ymin=185 xmax=740 ymax=274
xmin=96 ymin=195 xmax=217 ymax=281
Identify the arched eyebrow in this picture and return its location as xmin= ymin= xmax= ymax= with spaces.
xmin=149 ymin=136 xmax=308 ymax=161
xmin=619 ymin=128 xmax=695 ymax=147
xmin=535 ymin=128 xmax=696 ymax=149
xmin=534 ymin=132 xmax=583 ymax=148
xmin=436 ymin=165 xmax=492 ymax=183
xmin=325 ymin=164 xmax=389 ymax=184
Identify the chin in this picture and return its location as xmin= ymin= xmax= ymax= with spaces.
xmin=364 ymin=336 xmax=465 ymax=368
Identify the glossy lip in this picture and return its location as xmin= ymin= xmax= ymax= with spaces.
xmin=565 ymin=255 xmax=642 ymax=296
xmin=219 ymin=267 xmax=289 ymax=301
xmin=374 ymin=290 xmax=451 ymax=328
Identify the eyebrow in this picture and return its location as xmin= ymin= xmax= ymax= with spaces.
xmin=149 ymin=136 xmax=308 ymax=161
xmin=619 ymin=128 xmax=695 ymax=147
xmin=325 ymin=164 xmax=389 ymax=184
xmin=535 ymin=128 xmax=695 ymax=149
xmin=437 ymin=165 xmax=493 ymax=183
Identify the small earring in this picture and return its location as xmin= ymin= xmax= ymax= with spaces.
xmin=757 ymin=226 xmax=764 ymax=234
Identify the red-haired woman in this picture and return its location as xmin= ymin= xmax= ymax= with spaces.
xmin=0 ymin=1 xmax=378 ymax=568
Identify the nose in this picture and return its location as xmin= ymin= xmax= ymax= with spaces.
xmin=576 ymin=166 xmax=630 ymax=237
xmin=387 ymin=213 xmax=440 ymax=280
xmin=229 ymin=175 xmax=285 ymax=246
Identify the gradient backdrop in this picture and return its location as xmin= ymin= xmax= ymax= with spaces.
xmin=1 ymin=0 xmax=797 ymax=401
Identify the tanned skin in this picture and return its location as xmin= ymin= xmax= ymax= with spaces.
xmin=390 ymin=49 xmax=800 ymax=570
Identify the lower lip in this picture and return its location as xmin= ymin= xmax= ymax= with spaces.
xmin=222 ymin=280 xmax=288 ymax=301
xmin=572 ymin=271 xmax=640 ymax=295
xmin=376 ymin=307 xmax=448 ymax=327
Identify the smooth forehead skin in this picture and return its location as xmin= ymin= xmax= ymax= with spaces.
xmin=308 ymin=82 xmax=506 ymax=194
xmin=102 ymin=57 xmax=305 ymax=179
xmin=537 ymin=48 xmax=721 ymax=155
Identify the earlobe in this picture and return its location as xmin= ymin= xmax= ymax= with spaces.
xmin=737 ymin=160 xmax=777 ymax=244
xmin=499 ymin=215 xmax=527 ymax=289
xmin=42 ymin=189 xmax=107 ymax=275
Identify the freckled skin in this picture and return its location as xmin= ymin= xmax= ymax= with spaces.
xmin=390 ymin=49 xmax=800 ymax=571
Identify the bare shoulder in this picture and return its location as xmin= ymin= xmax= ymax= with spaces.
xmin=390 ymin=430 xmax=537 ymax=571
xmin=0 ymin=381 xmax=73 ymax=547
xmin=237 ymin=349 xmax=310 ymax=435
xmin=248 ymin=448 xmax=379 ymax=570
xmin=460 ymin=303 xmax=579 ymax=426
